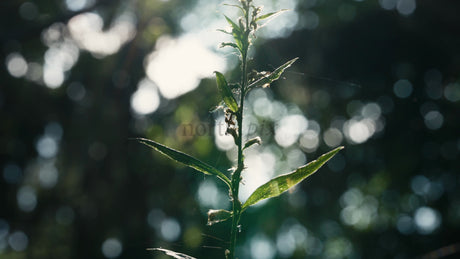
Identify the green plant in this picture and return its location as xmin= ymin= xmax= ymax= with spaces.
xmin=138 ymin=1 xmax=343 ymax=258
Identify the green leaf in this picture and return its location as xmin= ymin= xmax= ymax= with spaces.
xmin=255 ymin=9 xmax=288 ymax=23
xmin=243 ymin=137 xmax=261 ymax=150
xmin=223 ymin=3 xmax=245 ymax=13
xmin=217 ymin=29 xmax=232 ymax=35
xmin=220 ymin=42 xmax=240 ymax=50
xmin=224 ymin=15 xmax=244 ymax=51
xmin=147 ymin=248 xmax=196 ymax=259
xmin=247 ymin=57 xmax=299 ymax=89
xmin=207 ymin=209 xmax=232 ymax=226
xmin=137 ymin=138 xmax=231 ymax=187
xmin=224 ymin=15 xmax=241 ymax=32
xmin=242 ymin=146 xmax=344 ymax=210
xmin=214 ymin=71 xmax=239 ymax=113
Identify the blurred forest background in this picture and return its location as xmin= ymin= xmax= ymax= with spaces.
xmin=1 ymin=0 xmax=460 ymax=258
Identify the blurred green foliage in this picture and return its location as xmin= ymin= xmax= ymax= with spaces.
xmin=1 ymin=0 xmax=460 ymax=258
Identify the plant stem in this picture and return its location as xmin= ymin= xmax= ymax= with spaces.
xmin=228 ymin=58 xmax=246 ymax=259
xmin=228 ymin=8 xmax=250 ymax=259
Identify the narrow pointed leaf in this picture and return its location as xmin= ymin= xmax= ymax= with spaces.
xmin=217 ymin=29 xmax=232 ymax=35
xmin=214 ymin=71 xmax=239 ymax=113
xmin=247 ymin=57 xmax=298 ymax=89
xmin=220 ymin=42 xmax=240 ymax=50
xmin=137 ymin=138 xmax=231 ymax=187
xmin=147 ymin=248 xmax=196 ymax=259
xmin=224 ymin=15 xmax=241 ymax=33
xmin=255 ymin=9 xmax=288 ymax=22
xmin=207 ymin=209 xmax=232 ymax=226
xmin=243 ymin=137 xmax=261 ymax=150
xmin=224 ymin=15 xmax=244 ymax=51
xmin=242 ymin=146 xmax=344 ymax=210
xmin=223 ymin=3 xmax=245 ymax=13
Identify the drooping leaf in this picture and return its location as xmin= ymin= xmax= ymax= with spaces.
xmin=255 ymin=9 xmax=288 ymax=23
xmin=242 ymin=146 xmax=344 ymax=210
xmin=243 ymin=137 xmax=261 ymax=150
xmin=147 ymin=248 xmax=196 ymax=259
xmin=207 ymin=209 xmax=232 ymax=226
xmin=247 ymin=57 xmax=298 ymax=90
xmin=220 ymin=42 xmax=240 ymax=50
xmin=137 ymin=138 xmax=231 ymax=187
xmin=214 ymin=72 xmax=239 ymax=113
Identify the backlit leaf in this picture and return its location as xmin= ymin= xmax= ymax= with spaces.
xmin=224 ymin=15 xmax=244 ymax=51
xmin=255 ymin=9 xmax=288 ymax=23
xmin=220 ymin=42 xmax=240 ymax=50
xmin=223 ymin=4 xmax=245 ymax=13
xmin=242 ymin=146 xmax=344 ymax=210
xmin=137 ymin=138 xmax=231 ymax=187
xmin=243 ymin=137 xmax=261 ymax=150
xmin=217 ymin=29 xmax=232 ymax=35
xmin=207 ymin=209 xmax=232 ymax=226
xmin=247 ymin=57 xmax=298 ymax=89
xmin=224 ymin=15 xmax=241 ymax=33
xmin=214 ymin=71 xmax=239 ymax=113
xmin=147 ymin=248 xmax=196 ymax=259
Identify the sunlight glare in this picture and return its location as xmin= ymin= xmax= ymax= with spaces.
xmin=68 ymin=12 xmax=136 ymax=57
xmin=323 ymin=128 xmax=343 ymax=148
xmin=130 ymin=78 xmax=160 ymax=115
xmin=147 ymin=209 xmax=165 ymax=231
xmin=65 ymin=0 xmax=94 ymax=12
xmin=38 ymin=162 xmax=59 ymax=189
xmin=17 ymin=186 xmax=37 ymax=212
xmin=214 ymin=116 xmax=235 ymax=151
xmin=145 ymin=35 xmax=226 ymax=99
xmin=343 ymin=118 xmax=375 ymax=144
xmin=393 ymin=79 xmax=413 ymax=98
xmin=396 ymin=214 xmax=414 ymax=234
xmin=275 ymin=115 xmax=308 ymax=147
xmin=239 ymin=151 xmax=276 ymax=203
xmin=286 ymin=148 xmax=306 ymax=170
xmin=397 ymin=0 xmax=416 ymax=16
xmin=43 ymin=64 xmax=64 ymax=88
xmin=0 ymin=219 xmax=9 ymax=239
xmin=250 ymin=234 xmax=276 ymax=259
xmin=424 ymin=110 xmax=444 ymax=130
xmin=160 ymin=218 xmax=181 ymax=242
xmin=6 ymin=53 xmax=28 ymax=78
xmin=36 ymin=135 xmax=59 ymax=158
xmin=414 ymin=207 xmax=441 ymax=234
xmin=379 ymin=0 xmax=398 ymax=10
xmin=197 ymin=180 xmax=227 ymax=208
xmin=276 ymin=221 xmax=308 ymax=257
xmin=444 ymin=83 xmax=460 ymax=102
xmin=42 ymin=40 xmax=79 ymax=89
xmin=255 ymin=0 xmax=300 ymax=37
xmin=299 ymin=130 xmax=320 ymax=152
xmin=101 ymin=238 xmax=122 ymax=258
xmin=8 ymin=231 xmax=28 ymax=252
